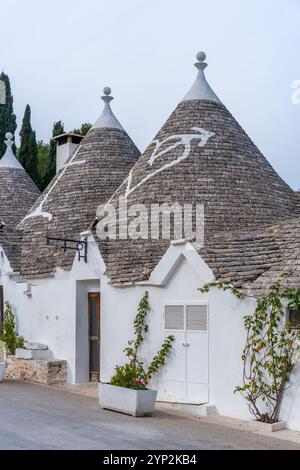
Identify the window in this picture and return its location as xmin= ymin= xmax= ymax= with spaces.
xmin=288 ymin=308 xmax=300 ymax=329
xmin=165 ymin=304 xmax=208 ymax=332
xmin=165 ymin=305 xmax=184 ymax=330
xmin=186 ymin=305 xmax=208 ymax=331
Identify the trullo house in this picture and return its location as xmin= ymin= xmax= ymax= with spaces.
xmin=1 ymin=89 xmax=140 ymax=383
xmin=92 ymin=52 xmax=300 ymax=428
xmin=1 ymin=53 xmax=300 ymax=430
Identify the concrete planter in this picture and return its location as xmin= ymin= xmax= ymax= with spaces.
xmin=246 ymin=420 xmax=286 ymax=433
xmin=99 ymin=383 xmax=157 ymax=417
xmin=0 ymin=363 xmax=5 ymax=382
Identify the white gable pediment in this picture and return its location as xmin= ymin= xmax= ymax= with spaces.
xmin=137 ymin=241 xmax=215 ymax=287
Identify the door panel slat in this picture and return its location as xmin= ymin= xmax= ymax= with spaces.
xmin=186 ymin=305 xmax=208 ymax=331
xmin=165 ymin=305 xmax=184 ymax=330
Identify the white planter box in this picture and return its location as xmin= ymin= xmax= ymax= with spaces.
xmin=0 ymin=363 xmax=5 ymax=382
xmin=99 ymin=383 xmax=157 ymax=417
xmin=247 ymin=420 xmax=286 ymax=433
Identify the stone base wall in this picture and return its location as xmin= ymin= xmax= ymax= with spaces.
xmin=4 ymin=356 xmax=67 ymax=385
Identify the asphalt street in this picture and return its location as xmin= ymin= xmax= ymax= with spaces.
xmin=0 ymin=381 xmax=299 ymax=450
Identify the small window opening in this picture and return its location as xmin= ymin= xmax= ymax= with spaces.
xmin=288 ymin=308 xmax=300 ymax=329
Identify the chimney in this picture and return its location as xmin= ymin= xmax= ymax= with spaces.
xmin=52 ymin=133 xmax=83 ymax=173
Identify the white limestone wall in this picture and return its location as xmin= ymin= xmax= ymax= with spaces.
xmin=280 ymin=367 xmax=300 ymax=429
xmin=100 ymin=256 xmax=249 ymax=420
xmin=0 ymin=236 xmax=103 ymax=384
xmin=2 ymin=237 xmax=300 ymax=430
xmin=2 ymin=272 xmax=76 ymax=382
xmin=100 ymin=244 xmax=300 ymax=431
xmin=56 ymin=142 xmax=79 ymax=173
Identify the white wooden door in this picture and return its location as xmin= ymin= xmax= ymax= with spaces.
xmin=162 ymin=303 xmax=209 ymax=404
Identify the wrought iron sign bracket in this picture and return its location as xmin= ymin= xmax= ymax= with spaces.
xmin=46 ymin=237 xmax=88 ymax=263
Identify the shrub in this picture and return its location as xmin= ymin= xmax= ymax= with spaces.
xmin=110 ymin=292 xmax=175 ymax=390
xmin=0 ymin=302 xmax=24 ymax=355
xmin=200 ymin=274 xmax=300 ymax=423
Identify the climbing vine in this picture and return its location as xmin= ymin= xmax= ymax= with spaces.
xmin=111 ymin=292 xmax=175 ymax=390
xmin=200 ymin=274 xmax=300 ymax=423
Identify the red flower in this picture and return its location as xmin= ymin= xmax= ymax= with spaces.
xmin=135 ymin=378 xmax=148 ymax=386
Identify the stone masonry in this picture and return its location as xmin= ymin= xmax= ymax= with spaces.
xmin=4 ymin=356 xmax=67 ymax=385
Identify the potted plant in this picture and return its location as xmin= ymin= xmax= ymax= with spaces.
xmin=99 ymin=292 xmax=174 ymax=417
xmin=0 ymin=340 xmax=6 ymax=382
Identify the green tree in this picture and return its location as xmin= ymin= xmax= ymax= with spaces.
xmin=72 ymin=122 xmax=92 ymax=136
xmin=43 ymin=120 xmax=64 ymax=188
xmin=18 ymin=105 xmax=39 ymax=184
xmin=0 ymin=72 xmax=17 ymax=157
xmin=36 ymin=140 xmax=50 ymax=191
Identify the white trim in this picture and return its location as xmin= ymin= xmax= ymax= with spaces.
xmin=147 ymin=242 xmax=214 ymax=287
xmin=165 ymin=300 xmax=208 ymax=306
xmin=171 ymin=239 xmax=189 ymax=246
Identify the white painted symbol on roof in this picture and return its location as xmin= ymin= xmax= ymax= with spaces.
xmin=19 ymin=149 xmax=86 ymax=224
xmin=124 ymin=127 xmax=215 ymax=198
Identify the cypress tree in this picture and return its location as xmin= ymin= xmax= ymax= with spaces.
xmin=36 ymin=141 xmax=50 ymax=191
xmin=43 ymin=120 xmax=64 ymax=188
xmin=18 ymin=105 xmax=38 ymax=184
xmin=0 ymin=72 xmax=17 ymax=157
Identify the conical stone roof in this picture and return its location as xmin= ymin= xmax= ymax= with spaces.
xmin=295 ymin=192 xmax=300 ymax=215
xmin=20 ymin=89 xmax=140 ymax=278
xmin=96 ymin=52 xmax=298 ymax=285
xmin=0 ymin=133 xmax=40 ymax=272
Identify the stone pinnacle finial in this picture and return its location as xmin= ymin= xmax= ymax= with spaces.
xmin=102 ymin=87 xmax=113 ymax=104
xmin=103 ymin=87 xmax=111 ymax=96
xmin=181 ymin=50 xmax=222 ymax=104
xmin=93 ymin=87 xmax=125 ymax=131
xmin=195 ymin=51 xmax=207 ymax=71
xmin=5 ymin=132 xmax=14 ymax=148
xmin=0 ymin=132 xmax=23 ymax=169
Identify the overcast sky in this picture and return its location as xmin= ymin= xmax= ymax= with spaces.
xmin=0 ymin=0 xmax=299 ymax=189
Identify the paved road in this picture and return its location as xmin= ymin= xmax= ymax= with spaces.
xmin=0 ymin=381 xmax=298 ymax=450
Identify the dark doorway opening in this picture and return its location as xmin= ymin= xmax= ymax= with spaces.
xmin=88 ymin=293 xmax=100 ymax=382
